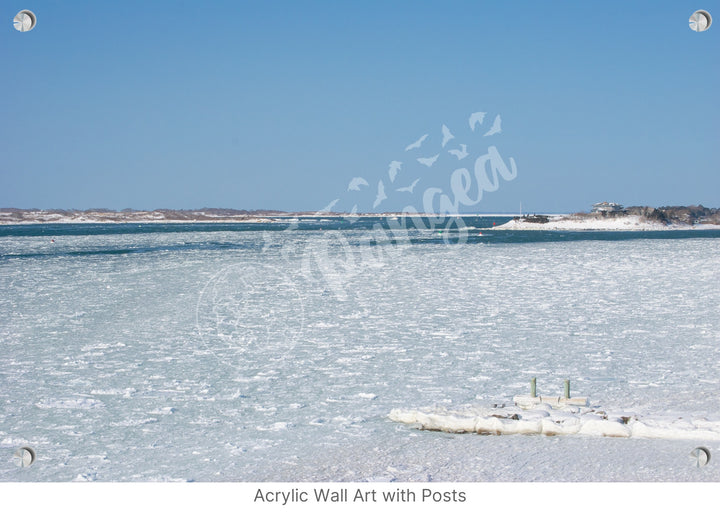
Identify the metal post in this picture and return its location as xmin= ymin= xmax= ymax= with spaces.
xmin=530 ymin=377 xmax=537 ymax=398
xmin=564 ymin=379 xmax=570 ymax=399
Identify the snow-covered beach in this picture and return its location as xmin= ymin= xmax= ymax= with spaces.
xmin=497 ymin=214 xmax=720 ymax=231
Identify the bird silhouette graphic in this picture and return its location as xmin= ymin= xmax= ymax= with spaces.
xmin=448 ymin=144 xmax=468 ymax=160
xmin=387 ymin=161 xmax=402 ymax=183
xmin=469 ymin=112 xmax=487 ymax=131
xmin=417 ymin=154 xmax=440 ymax=167
xmin=483 ymin=115 xmax=502 ymax=136
xmin=396 ymin=178 xmax=420 ymax=193
xmin=316 ymin=198 xmax=339 ymax=214
xmin=373 ymin=180 xmax=387 ymax=208
xmin=327 ymin=109 xmax=508 ymax=217
xmin=441 ymin=125 xmax=455 ymax=148
xmin=405 ymin=134 xmax=429 ymax=151
xmin=347 ymin=177 xmax=370 ymax=191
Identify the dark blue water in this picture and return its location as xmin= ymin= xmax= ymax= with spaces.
xmin=0 ymin=216 xmax=510 ymax=237
xmin=2 ymin=216 xmax=720 ymax=261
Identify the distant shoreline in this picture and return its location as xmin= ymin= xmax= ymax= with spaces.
xmin=0 ymin=208 xmax=515 ymax=225
xmin=1 ymin=206 xmax=719 ymax=230
xmin=497 ymin=205 xmax=720 ymax=231
xmin=496 ymin=214 xmax=720 ymax=231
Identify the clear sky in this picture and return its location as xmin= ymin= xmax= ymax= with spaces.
xmin=1 ymin=0 xmax=718 ymax=213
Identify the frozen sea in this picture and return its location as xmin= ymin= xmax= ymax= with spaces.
xmin=1 ymin=218 xmax=719 ymax=482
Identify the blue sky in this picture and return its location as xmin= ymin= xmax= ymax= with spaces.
xmin=1 ymin=0 xmax=718 ymax=213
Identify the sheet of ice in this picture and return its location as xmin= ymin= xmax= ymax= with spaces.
xmin=1 ymin=227 xmax=719 ymax=481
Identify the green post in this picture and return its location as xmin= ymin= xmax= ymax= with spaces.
xmin=530 ymin=377 xmax=537 ymax=398
xmin=564 ymin=379 xmax=570 ymax=399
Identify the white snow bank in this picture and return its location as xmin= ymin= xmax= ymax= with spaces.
xmin=389 ymin=404 xmax=720 ymax=441
xmin=495 ymin=215 xmax=716 ymax=231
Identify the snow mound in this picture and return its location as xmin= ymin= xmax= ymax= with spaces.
xmin=257 ymin=422 xmax=293 ymax=432
xmin=497 ymin=215 xmax=670 ymax=231
xmin=149 ymin=407 xmax=176 ymax=415
xmin=90 ymin=388 xmax=136 ymax=397
xmin=389 ymin=404 xmax=720 ymax=441
xmin=80 ymin=342 xmax=126 ymax=352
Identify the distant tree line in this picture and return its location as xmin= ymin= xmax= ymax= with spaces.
xmin=625 ymin=205 xmax=720 ymax=225
xmin=567 ymin=205 xmax=720 ymax=225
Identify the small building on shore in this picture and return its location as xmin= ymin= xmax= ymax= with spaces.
xmin=592 ymin=202 xmax=625 ymax=214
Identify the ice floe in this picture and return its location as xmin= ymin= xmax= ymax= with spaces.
xmin=389 ymin=403 xmax=720 ymax=441
xmin=148 ymin=407 xmax=176 ymax=416
xmin=35 ymin=398 xmax=105 ymax=410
